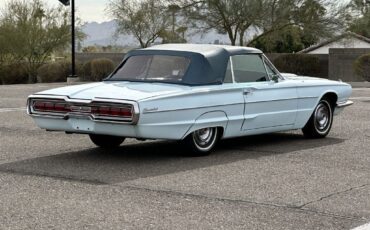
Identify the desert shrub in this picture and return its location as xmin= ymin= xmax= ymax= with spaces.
xmin=80 ymin=60 xmax=93 ymax=81
xmin=37 ymin=60 xmax=83 ymax=83
xmin=0 ymin=63 xmax=29 ymax=84
xmin=353 ymin=53 xmax=370 ymax=81
xmin=90 ymin=58 xmax=115 ymax=81
xmin=59 ymin=60 xmax=83 ymax=78
xmin=273 ymin=54 xmax=321 ymax=76
xmin=37 ymin=62 xmax=66 ymax=83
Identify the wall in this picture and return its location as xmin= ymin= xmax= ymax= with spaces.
xmin=266 ymin=53 xmax=329 ymax=78
xmin=329 ymin=48 xmax=370 ymax=82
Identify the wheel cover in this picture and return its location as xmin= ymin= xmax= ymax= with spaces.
xmin=314 ymin=101 xmax=332 ymax=134
xmin=193 ymin=128 xmax=217 ymax=151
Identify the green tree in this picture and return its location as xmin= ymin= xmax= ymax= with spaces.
xmin=252 ymin=26 xmax=311 ymax=53
xmin=108 ymin=0 xmax=171 ymax=48
xmin=180 ymin=0 xmax=345 ymax=46
xmin=0 ymin=0 xmax=72 ymax=83
xmin=348 ymin=0 xmax=370 ymax=37
xmin=159 ymin=4 xmax=187 ymax=43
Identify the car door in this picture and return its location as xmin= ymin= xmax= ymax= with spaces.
xmin=230 ymin=54 xmax=298 ymax=132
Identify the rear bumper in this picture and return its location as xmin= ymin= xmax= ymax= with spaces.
xmin=31 ymin=116 xmax=191 ymax=140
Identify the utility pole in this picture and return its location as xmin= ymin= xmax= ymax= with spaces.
xmin=58 ymin=0 xmax=77 ymax=79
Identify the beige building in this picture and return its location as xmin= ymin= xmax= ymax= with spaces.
xmin=298 ymin=32 xmax=370 ymax=54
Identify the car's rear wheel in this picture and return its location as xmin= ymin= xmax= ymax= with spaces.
xmin=183 ymin=127 xmax=219 ymax=156
xmin=89 ymin=134 xmax=125 ymax=148
xmin=302 ymin=99 xmax=333 ymax=138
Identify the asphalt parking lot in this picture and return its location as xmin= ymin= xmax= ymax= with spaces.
xmin=0 ymin=83 xmax=370 ymax=230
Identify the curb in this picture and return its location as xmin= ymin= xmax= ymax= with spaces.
xmin=348 ymin=82 xmax=370 ymax=88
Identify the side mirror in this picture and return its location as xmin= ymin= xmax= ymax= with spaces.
xmin=271 ymin=74 xmax=279 ymax=83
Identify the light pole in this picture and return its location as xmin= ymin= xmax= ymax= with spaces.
xmin=58 ymin=0 xmax=77 ymax=79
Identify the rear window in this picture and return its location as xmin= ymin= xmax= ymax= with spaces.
xmin=109 ymin=55 xmax=191 ymax=83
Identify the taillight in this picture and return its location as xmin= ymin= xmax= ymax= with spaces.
xmin=30 ymin=99 xmax=135 ymax=122
xmin=92 ymin=105 xmax=133 ymax=118
xmin=33 ymin=100 xmax=70 ymax=113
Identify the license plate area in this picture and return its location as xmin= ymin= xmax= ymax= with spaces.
xmin=71 ymin=118 xmax=94 ymax=132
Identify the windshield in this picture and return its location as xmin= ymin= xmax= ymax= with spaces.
xmin=109 ymin=55 xmax=191 ymax=83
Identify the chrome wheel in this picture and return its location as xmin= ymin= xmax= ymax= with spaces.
xmin=314 ymin=101 xmax=332 ymax=134
xmin=193 ymin=128 xmax=213 ymax=146
xmin=183 ymin=127 xmax=219 ymax=155
xmin=302 ymin=98 xmax=334 ymax=138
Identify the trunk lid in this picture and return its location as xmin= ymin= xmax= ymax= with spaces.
xmin=35 ymin=81 xmax=191 ymax=101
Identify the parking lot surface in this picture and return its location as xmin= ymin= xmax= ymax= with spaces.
xmin=0 ymin=83 xmax=370 ymax=229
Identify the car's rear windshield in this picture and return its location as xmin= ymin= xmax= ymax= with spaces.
xmin=108 ymin=55 xmax=191 ymax=83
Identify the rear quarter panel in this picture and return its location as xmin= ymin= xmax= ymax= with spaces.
xmin=136 ymin=85 xmax=245 ymax=140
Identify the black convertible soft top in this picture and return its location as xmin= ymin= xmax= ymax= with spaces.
xmin=109 ymin=44 xmax=262 ymax=86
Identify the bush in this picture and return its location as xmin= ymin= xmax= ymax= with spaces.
xmin=90 ymin=58 xmax=115 ymax=81
xmin=353 ymin=53 xmax=370 ymax=81
xmin=59 ymin=60 xmax=83 ymax=78
xmin=80 ymin=60 xmax=93 ymax=82
xmin=37 ymin=62 xmax=66 ymax=83
xmin=273 ymin=54 xmax=321 ymax=76
xmin=37 ymin=60 xmax=83 ymax=83
xmin=0 ymin=63 xmax=29 ymax=84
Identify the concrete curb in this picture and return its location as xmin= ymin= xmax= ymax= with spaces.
xmin=348 ymin=82 xmax=370 ymax=88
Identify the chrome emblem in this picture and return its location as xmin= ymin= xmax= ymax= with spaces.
xmin=70 ymin=106 xmax=92 ymax=113
xmin=143 ymin=107 xmax=159 ymax=113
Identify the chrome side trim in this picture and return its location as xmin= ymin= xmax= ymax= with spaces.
xmin=27 ymin=95 xmax=140 ymax=125
xmin=336 ymin=100 xmax=354 ymax=108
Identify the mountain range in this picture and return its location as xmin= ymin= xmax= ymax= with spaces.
xmin=81 ymin=20 xmax=231 ymax=47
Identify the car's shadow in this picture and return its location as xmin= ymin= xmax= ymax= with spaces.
xmin=0 ymin=132 xmax=344 ymax=184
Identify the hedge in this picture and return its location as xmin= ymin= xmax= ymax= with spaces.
xmin=273 ymin=54 xmax=321 ymax=76
xmin=0 ymin=63 xmax=29 ymax=84
xmin=37 ymin=61 xmax=83 ymax=83
xmin=353 ymin=53 xmax=370 ymax=81
xmin=90 ymin=58 xmax=115 ymax=81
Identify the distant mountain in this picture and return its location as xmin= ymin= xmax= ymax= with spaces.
xmin=81 ymin=20 xmax=137 ymax=47
xmin=81 ymin=20 xmax=231 ymax=47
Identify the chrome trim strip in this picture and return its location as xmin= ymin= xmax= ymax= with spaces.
xmin=243 ymin=123 xmax=294 ymax=131
xmin=142 ymin=102 xmax=245 ymax=114
xmin=336 ymin=100 xmax=354 ymax=108
xmin=230 ymin=57 xmax=235 ymax=83
xmin=27 ymin=95 xmax=140 ymax=125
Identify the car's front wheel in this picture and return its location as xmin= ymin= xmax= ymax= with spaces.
xmin=183 ymin=127 xmax=219 ymax=156
xmin=302 ymin=99 xmax=333 ymax=138
xmin=89 ymin=134 xmax=125 ymax=148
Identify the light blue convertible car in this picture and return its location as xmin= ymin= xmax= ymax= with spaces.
xmin=27 ymin=44 xmax=353 ymax=155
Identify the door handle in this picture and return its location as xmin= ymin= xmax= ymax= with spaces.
xmin=243 ymin=87 xmax=257 ymax=95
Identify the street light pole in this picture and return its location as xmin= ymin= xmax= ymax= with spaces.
xmin=58 ymin=0 xmax=77 ymax=79
xmin=71 ymin=0 xmax=76 ymax=78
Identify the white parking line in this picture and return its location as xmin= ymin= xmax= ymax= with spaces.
xmin=351 ymin=222 xmax=370 ymax=230
xmin=0 ymin=107 xmax=27 ymax=113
